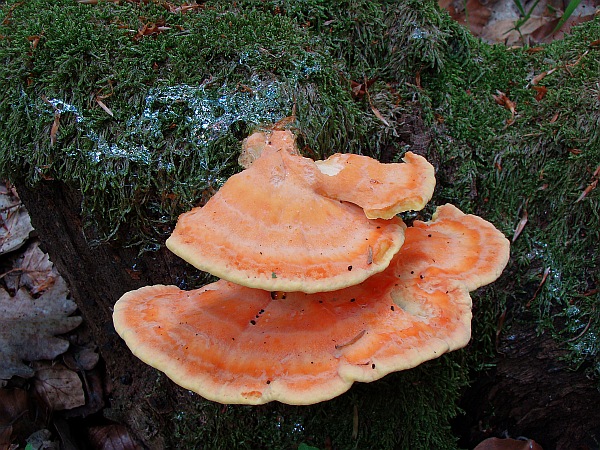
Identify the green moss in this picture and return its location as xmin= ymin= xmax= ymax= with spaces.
xmin=0 ymin=0 xmax=468 ymax=246
xmin=422 ymin=18 xmax=600 ymax=381
xmin=227 ymin=0 xmax=469 ymax=77
xmin=0 ymin=0 xmax=374 ymax=246
xmin=172 ymin=356 xmax=467 ymax=449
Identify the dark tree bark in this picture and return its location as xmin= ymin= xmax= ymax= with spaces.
xmin=459 ymin=318 xmax=600 ymax=450
xmin=15 ymin=180 xmax=191 ymax=448
xmin=491 ymin=321 xmax=600 ymax=449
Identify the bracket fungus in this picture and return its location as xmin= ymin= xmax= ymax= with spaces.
xmin=113 ymin=130 xmax=510 ymax=405
xmin=167 ymin=130 xmax=434 ymax=293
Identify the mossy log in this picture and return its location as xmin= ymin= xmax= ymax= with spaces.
xmin=16 ymin=179 xmax=600 ymax=448
xmin=2 ymin=0 xmax=599 ymax=448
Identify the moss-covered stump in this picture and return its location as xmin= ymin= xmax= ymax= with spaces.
xmin=1 ymin=0 xmax=599 ymax=448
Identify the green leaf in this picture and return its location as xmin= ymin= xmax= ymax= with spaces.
xmin=552 ymin=0 xmax=582 ymax=35
xmin=298 ymin=444 xmax=320 ymax=450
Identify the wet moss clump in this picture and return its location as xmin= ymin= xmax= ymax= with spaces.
xmin=0 ymin=0 xmax=469 ymax=247
xmin=0 ymin=0 xmax=390 ymax=247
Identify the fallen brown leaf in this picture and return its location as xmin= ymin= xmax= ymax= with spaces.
xmin=0 ymin=184 xmax=34 ymax=255
xmin=96 ymin=98 xmax=114 ymax=117
xmin=350 ymin=77 xmax=377 ymax=100
xmin=134 ymin=19 xmax=170 ymax=40
xmin=27 ymin=35 xmax=42 ymax=50
xmin=493 ymin=90 xmax=516 ymax=124
xmin=576 ymin=164 xmax=600 ymax=202
xmin=50 ymin=112 xmax=60 ymax=145
xmin=370 ymin=105 xmax=390 ymax=127
xmin=512 ymin=208 xmax=528 ymax=242
xmin=4 ymin=240 xmax=59 ymax=295
xmin=526 ymin=47 xmax=544 ymax=54
xmin=88 ymin=424 xmax=143 ymax=450
xmin=165 ymin=2 xmax=204 ymax=14
xmin=532 ymin=85 xmax=547 ymax=101
xmin=493 ymin=90 xmax=515 ymax=113
xmin=63 ymin=346 xmax=100 ymax=372
xmin=1 ymin=2 xmax=23 ymax=26
xmin=440 ymin=0 xmax=491 ymax=37
xmin=0 ymin=388 xmax=29 ymax=439
xmin=0 ymin=277 xmax=81 ymax=380
xmin=33 ymin=364 xmax=85 ymax=411
xmin=528 ymin=266 xmax=551 ymax=307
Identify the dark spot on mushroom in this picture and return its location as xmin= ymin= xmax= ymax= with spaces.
xmin=372 ymin=363 xmax=376 ymax=369
xmin=266 ymin=380 xmax=271 ymax=384
xmin=350 ymin=298 xmax=356 ymax=302
xmin=428 ymin=234 xmax=432 ymax=237
xmin=250 ymin=320 xmax=256 ymax=325
xmin=420 ymin=275 xmax=424 ymax=279
xmin=410 ymin=271 xmax=414 ymax=274
xmin=390 ymin=305 xmax=395 ymax=311
xmin=348 ymin=265 xmax=353 ymax=271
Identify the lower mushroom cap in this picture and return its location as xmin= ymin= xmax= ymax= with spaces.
xmin=114 ymin=204 xmax=509 ymax=405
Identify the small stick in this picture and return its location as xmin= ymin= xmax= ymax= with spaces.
xmin=335 ymin=330 xmax=366 ymax=350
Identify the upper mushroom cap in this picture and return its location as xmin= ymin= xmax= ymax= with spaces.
xmin=166 ymin=131 xmax=412 ymax=293
xmin=238 ymin=129 xmax=299 ymax=168
xmin=314 ymin=151 xmax=436 ymax=219
xmin=114 ymin=204 xmax=510 ymax=405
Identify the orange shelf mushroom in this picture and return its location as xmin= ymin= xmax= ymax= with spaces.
xmin=314 ymin=151 xmax=435 ymax=219
xmin=114 ymin=204 xmax=509 ymax=405
xmin=166 ymin=130 xmax=434 ymax=293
